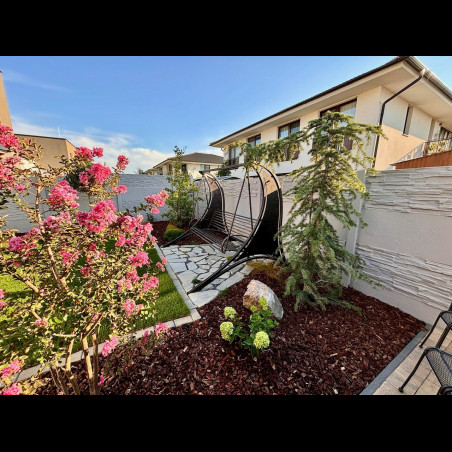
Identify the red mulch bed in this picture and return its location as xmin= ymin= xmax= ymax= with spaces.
xmin=36 ymin=272 xmax=424 ymax=395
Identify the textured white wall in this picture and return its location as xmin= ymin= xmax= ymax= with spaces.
xmin=2 ymin=174 xmax=172 ymax=232
xmin=352 ymin=167 xmax=452 ymax=323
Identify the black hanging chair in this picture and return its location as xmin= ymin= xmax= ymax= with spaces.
xmin=162 ymin=163 xmax=283 ymax=293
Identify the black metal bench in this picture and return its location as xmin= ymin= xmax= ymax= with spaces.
xmin=191 ymin=209 xmax=256 ymax=252
xmin=162 ymin=166 xmax=283 ymax=294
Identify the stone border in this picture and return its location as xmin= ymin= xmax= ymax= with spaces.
xmin=12 ymin=245 xmax=201 ymax=385
xmin=359 ymin=327 xmax=428 ymax=395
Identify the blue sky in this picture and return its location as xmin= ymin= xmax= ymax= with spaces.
xmin=2 ymin=56 xmax=452 ymax=172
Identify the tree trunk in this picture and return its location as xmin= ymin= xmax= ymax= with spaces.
xmin=64 ymin=340 xmax=81 ymax=395
xmin=92 ymin=330 xmax=99 ymax=395
xmin=81 ymin=336 xmax=97 ymax=395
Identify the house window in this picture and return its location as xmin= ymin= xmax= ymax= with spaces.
xmin=200 ymin=164 xmax=210 ymax=171
xmin=278 ymin=120 xmax=300 ymax=160
xmin=247 ymin=134 xmax=261 ymax=147
xmin=403 ymin=106 xmax=413 ymax=135
xmin=181 ymin=164 xmax=187 ymax=173
xmin=320 ymin=99 xmax=357 ymax=150
xmin=158 ymin=168 xmax=163 ymax=175
xmin=439 ymin=126 xmax=451 ymax=140
xmin=278 ymin=120 xmax=300 ymax=139
xmin=228 ymin=145 xmax=240 ymax=166
xmin=168 ymin=164 xmax=172 ymax=174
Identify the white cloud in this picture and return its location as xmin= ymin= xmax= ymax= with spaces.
xmin=10 ymin=115 xmax=221 ymax=172
xmin=3 ymin=70 xmax=69 ymax=92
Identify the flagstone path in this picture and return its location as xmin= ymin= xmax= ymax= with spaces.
xmin=161 ymin=244 xmax=254 ymax=308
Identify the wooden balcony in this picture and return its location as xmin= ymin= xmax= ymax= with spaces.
xmin=393 ymin=138 xmax=452 ymax=169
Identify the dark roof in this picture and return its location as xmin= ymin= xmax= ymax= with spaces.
xmin=210 ymin=56 xmax=452 ymax=146
xmin=153 ymin=152 xmax=223 ymax=168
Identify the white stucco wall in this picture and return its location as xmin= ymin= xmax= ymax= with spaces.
xmin=2 ymin=174 xmax=172 ymax=232
xmin=351 ymin=167 xmax=452 ymax=324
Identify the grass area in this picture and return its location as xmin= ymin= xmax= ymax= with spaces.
xmin=0 ymin=246 xmax=189 ymax=367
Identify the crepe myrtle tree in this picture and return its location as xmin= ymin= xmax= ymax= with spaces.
xmin=0 ymin=123 xmax=169 ymax=395
xmin=238 ymin=112 xmax=385 ymax=310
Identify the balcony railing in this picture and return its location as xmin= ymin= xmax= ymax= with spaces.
xmin=422 ymin=138 xmax=452 ymax=156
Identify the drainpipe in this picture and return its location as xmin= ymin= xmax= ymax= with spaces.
xmin=372 ymin=68 xmax=427 ymax=167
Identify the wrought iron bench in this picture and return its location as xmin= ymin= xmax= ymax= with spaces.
xmin=162 ymin=165 xmax=283 ymax=293
xmin=399 ymin=347 xmax=452 ymax=395
xmin=419 ymin=302 xmax=452 ymax=350
xmin=190 ymin=210 xmax=257 ymax=252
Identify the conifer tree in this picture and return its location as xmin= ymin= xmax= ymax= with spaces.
xmin=239 ymin=111 xmax=384 ymax=310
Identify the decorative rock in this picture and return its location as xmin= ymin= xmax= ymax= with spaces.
xmin=243 ymin=280 xmax=284 ymax=319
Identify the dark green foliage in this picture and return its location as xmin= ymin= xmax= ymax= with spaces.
xmin=162 ymin=146 xmax=198 ymax=227
xmin=191 ymin=278 xmax=201 ymax=284
xmin=217 ymin=161 xmax=231 ymax=177
xmin=240 ymin=112 xmax=384 ymax=311
xmin=163 ymin=227 xmax=184 ymax=242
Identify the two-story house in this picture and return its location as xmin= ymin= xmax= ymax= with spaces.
xmin=210 ymin=56 xmax=452 ymax=174
xmin=152 ymin=152 xmax=223 ymax=179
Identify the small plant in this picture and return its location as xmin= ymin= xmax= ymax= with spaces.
xmin=163 ymin=224 xmax=185 ymax=242
xmin=246 ymin=260 xmax=286 ymax=283
xmin=218 ymin=288 xmax=229 ymax=297
xmin=191 ymin=278 xmax=201 ymax=284
xmin=219 ymin=298 xmax=278 ymax=356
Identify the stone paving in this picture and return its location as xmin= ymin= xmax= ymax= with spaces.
xmin=373 ymin=324 xmax=452 ymax=395
xmin=161 ymin=243 xmax=253 ymax=308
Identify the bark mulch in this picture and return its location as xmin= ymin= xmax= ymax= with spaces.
xmin=37 ymin=272 xmax=425 ymax=395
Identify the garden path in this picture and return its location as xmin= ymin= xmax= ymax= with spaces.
xmin=161 ymin=244 xmax=253 ymax=308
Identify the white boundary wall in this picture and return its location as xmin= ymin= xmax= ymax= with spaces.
xmin=352 ymin=167 xmax=452 ymax=324
xmin=2 ymin=174 xmax=171 ymax=232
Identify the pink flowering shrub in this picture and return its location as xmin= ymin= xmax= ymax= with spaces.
xmin=0 ymin=125 xmax=168 ymax=395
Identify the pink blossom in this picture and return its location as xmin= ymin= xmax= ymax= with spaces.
xmin=48 ymin=180 xmax=79 ymax=209
xmin=87 ymin=163 xmax=112 ymax=185
xmin=0 ymin=124 xmax=20 ymax=150
xmin=79 ymin=171 xmax=89 ymax=184
xmin=155 ymin=323 xmax=170 ymax=337
xmin=142 ymin=275 xmax=159 ymax=292
xmin=80 ymin=266 xmax=92 ymax=277
xmin=0 ymin=289 xmax=4 ymax=299
xmin=34 ymin=318 xmax=48 ymax=328
xmin=112 ymin=185 xmax=127 ymax=194
xmin=156 ymin=262 xmax=165 ymax=272
xmin=128 ymin=251 xmax=149 ymax=268
xmin=8 ymin=236 xmax=26 ymax=252
xmin=98 ymin=375 xmax=105 ymax=386
xmin=101 ymin=335 xmax=119 ymax=357
xmin=121 ymin=299 xmax=142 ymax=316
xmin=0 ymin=301 xmax=7 ymax=309
xmin=1 ymin=360 xmax=22 ymax=379
xmin=76 ymin=147 xmax=94 ymax=160
xmin=2 ymin=383 xmax=21 ymax=395
xmin=126 ymin=269 xmax=140 ymax=283
xmin=39 ymin=211 xmax=71 ymax=233
xmin=15 ymin=184 xmax=25 ymax=193
xmin=161 ymin=257 xmax=168 ymax=264
xmin=117 ymin=155 xmax=129 ymax=171
xmin=145 ymin=194 xmax=165 ymax=207
xmin=115 ymin=234 xmax=126 ymax=247
xmin=151 ymin=207 xmax=159 ymax=215
xmin=77 ymin=200 xmax=117 ymax=233
xmin=92 ymin=147 xmax=104 ymax=158
xmin=117 ymin=278 xmax=132 ymax=293
xmin=160 ymin=189 xmax=169 ymax=199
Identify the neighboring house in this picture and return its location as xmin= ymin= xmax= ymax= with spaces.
xmin=210 ymin=56 xmax=452 ymax=174
xmin=0 ymin=71 xmax=76 ymax=168
xmin=152 ymin=152 xmax=223 ymax=178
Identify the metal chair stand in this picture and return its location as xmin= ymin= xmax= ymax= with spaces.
xmin=419 ymin=304 xmax=452 ymax=350
xmin=398 ymin=347 xmax=452 ymax=395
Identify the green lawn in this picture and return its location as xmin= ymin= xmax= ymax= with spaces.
xmin=0 ymin=246 xmax=189 ymax=366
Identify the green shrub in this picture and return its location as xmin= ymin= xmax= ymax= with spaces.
xmin=163 ymin=226 xmax=184 ymax=242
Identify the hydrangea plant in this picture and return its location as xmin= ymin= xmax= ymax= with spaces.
xmin=0 ymin=123 xmax=168 ymax=395
xmin=219 ymin=298 xmax=277 ymax=356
